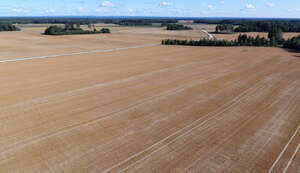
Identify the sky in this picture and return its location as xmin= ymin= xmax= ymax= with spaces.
xmin=0 ymin=0 xmax=299 ymax=18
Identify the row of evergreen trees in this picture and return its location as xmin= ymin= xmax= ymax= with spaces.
xmin=44 ymin=23 xmax=110 ymax=35
xmin=163 ymin=27 xmax=288 ymax=47
xmin=162 ymin=34 xmax=283 ymax=47
xmin=0 ymin=24 xmax=20 ymax=32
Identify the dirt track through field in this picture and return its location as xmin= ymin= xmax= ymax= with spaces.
xmin=0 ymin=44 xmax=158 ymax=63
xmin=0 ymin=46 xmax=299 ymax=173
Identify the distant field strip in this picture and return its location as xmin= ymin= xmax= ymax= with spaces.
xmin=0 ymin=44 xmax=159 ymax=63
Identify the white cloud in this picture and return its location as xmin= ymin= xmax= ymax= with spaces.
xmin=45 ymin=8 xmax=56 ymax=13
xmin=266 ymin=2 xmax=274 ymax=7
xmin=100 ymin=1 xmax=115 ymax=7
xmin=159 ymin=2 xmax=173 ymax=7
xmin=77 ymin=7 xmax=84 ymax=12
xmin=208 ymin=5 xmax=213 ymax=10
xmin=12 ymin=8 xmax=24 ymax=13
xmin=95 ymin=8 xmax=104 ymax=12
xmin=126 ymin=8 xmax=133 ymax=13
xmin=201 ymin=10 xmax=208 ymax=14
xmin=246 ymin=4 xmax=255 ymax=9
xmin=264 ymin=0 xmax=274 ymax=7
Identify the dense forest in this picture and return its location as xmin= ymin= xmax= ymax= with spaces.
xmin=215 ymin=22 xmax=300 ymax=34
xmin=0 ymin=17 xmax=299 ymax=25
xmin=283 ymin=36 xmax=300 ymax=50
xmin=166 ymin=23 xmax=193 ymax=30
xmin=44 ymin=23 xmax=110 ymax=35
xmin=0 ymin=24 xmax=20 ymax=32
xmin=234 ymin=21 xmax=300 ymax=32
xmin=1 ymin=17 xmax=300 ymax=29
xmin=0 ymin=17 xmax=177 ymax=26
xmin=0 ymin=17 xmax=115 ymax=25
xmin=215 ymin=24 xmax=234 ymax=33
xmin=109 ymin=19 xmax=177 ymax=26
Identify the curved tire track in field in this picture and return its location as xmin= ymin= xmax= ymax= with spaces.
xmin=102 ymin=72 xmax=275 ymax=173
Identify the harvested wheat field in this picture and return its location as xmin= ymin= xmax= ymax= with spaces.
xmin=0 ymin=30 xmax=159 ymax=60
xmin=0 ymin=26 xmax=208 ymax=61
xmin=0 ymin=45 xmax=299 ymax=173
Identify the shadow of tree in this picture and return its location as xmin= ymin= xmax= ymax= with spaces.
xmin=285 ymin=49 xmax=300 ymax=53
xmin=283 ymin=48 xmax=300 ymax=57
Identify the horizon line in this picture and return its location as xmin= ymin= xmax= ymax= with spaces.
xmin=0 ymin=16 xmax=299 ymax=20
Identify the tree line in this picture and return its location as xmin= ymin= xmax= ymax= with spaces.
xmin=215 ymin=22 xmax=298 ymax=34
xmin=0 ymin=24 xmax=20 ymax=32
xmin=110 ymin=19 xmax=177 ymax=26
xmin=0 ymin=17 xmax=300 ymax=26
xmin=44 ymin=23 xmax=110 ymax=35
xmin=166 ymin=23 xmax=193 ymax=30
xmin=283 ymin=36 xmax=300 ymax=50
xmin=234 ymin=21 xmax=300 ymax=32
xmin=162 ymin=31 xmax=300 ymax=51
xmin=215 ymin=24 xmax=234 ymax=34
xmin=0 ymin=17 xmax=178 ymax=26
xmin=162 ymin=34 xmax=271 ymax=47
xmin=162 ymin=28 xmax=288 ymax=47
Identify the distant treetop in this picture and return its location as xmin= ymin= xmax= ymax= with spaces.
xmin=166 ymin=23 xmax=193 ymax=30
xmin=44 ymin=23 xmax=110 ymax=35
xmin=0 ymin=24 xmax=20 ymax=32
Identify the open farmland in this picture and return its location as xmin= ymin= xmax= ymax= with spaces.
xmin=0 ymin=28 xmax=159 ymax=60
xmin=0 ymin=25 xmax=209 ymax=60
xmin=0 ymin=40 xmax=299 ymax=173
xmin=4 ymin=24 xmax=298 ymax=61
